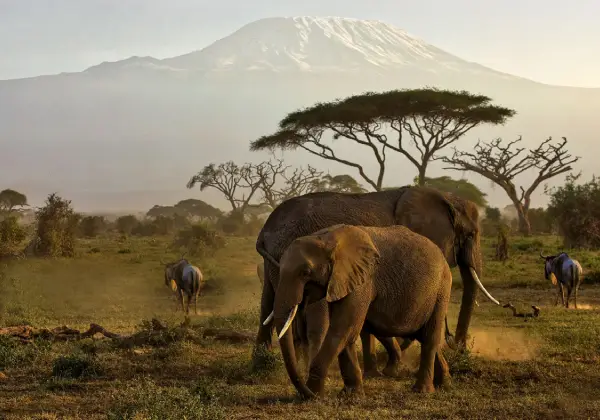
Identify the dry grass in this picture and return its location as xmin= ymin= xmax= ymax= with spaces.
xmin=1 ymin=234 xmax=600 ymax=419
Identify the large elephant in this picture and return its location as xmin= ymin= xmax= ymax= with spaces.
xmin=254 ymin=186 xmax=500 ymax=374
xmin=274 ymin=224 xmax=453 ymax=398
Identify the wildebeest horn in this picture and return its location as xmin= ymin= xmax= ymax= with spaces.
xmin=540 ymin=251 xmax=547 ymax=259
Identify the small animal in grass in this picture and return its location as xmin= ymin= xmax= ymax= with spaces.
xmin=502 ymin=303 xmax=540 ymax=318
xmin=540 ymin=251 xmax=583 ymax=308
xmin=163 ymin=257 xmax=203 ymax=315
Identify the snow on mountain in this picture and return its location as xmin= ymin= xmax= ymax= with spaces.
xmin=163 ymin=16 xmax=517 ymax=79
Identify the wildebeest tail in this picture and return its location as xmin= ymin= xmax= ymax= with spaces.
xmin=571 ymin=262 xmax=580 ymax=289
xmin=193 ymin=266 xmax=202 ymax=296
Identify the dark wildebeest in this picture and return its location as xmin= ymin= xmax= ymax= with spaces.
xmin=540 ymin=251 xmax=583 ymax=308
xmin=164 ymin=258 xmax=203 ymax=315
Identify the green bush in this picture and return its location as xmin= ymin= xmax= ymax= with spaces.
xmin=115 ymin=215 xmax=138 ymax=235
xmin=216 ymin=211 xmax=263 ymax=236
xmin=172 ymin=223 xmax=226 ymax=258
xmin=547 ymin=175 xmax=600 ymax=247
xmin=0 ymin=215 xmax=27 ymax=256
xmin=51 ymin=353 xmax=102 ymax=379
xmin=33 ymin=193 xmax=80 ymax=257
xmin=79 ymin=215 xmax=108 ymax=238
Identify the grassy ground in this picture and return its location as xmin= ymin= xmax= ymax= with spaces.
xmin=1 ymin=233 xmax=600 ymax=419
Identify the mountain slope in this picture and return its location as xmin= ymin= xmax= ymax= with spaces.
xmin=1 ymin=16 xmax=599 ymax=212
xmin=163 ymin=16 xmax=519 ymax=79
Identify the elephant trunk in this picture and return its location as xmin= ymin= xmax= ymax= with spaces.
xmin=273 ymin=282 xmax=315 ymax=399
xmin=455 ymin=236 xmax=499 ymax=346
xmin=276 ymin=308 xmax=315 ymax=399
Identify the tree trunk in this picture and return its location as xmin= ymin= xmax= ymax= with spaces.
xmin=417 ymin=165 xmax=427 ymax=186
xmin=514 ymin=203 xmax=531 ymax=236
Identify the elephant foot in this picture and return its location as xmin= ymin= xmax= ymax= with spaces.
xmin=306 ymin=377 xmax=326 ymax=398
xmin=411 ymin=381 xmax=435 ymax=393
xmin=363 ymin=367 xmax=384 ymax=378
xmin=435 ymin=378 xmax=452 ymax=391
xmin=338 ymin=385 xmax=365 ymax=401
xmin=382 ymin=363 xmax=402 ymax=378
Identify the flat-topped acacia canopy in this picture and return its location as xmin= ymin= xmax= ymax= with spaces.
xmin=250 ymin=87 xmax=516 ymax=190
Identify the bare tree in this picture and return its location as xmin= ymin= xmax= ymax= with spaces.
xmin=186 ymin=161 xmax=266 ymax=213
xmin=251 ymin=88 xmax=515 ymax=189
xmin=443 ymin=136 xmax=579 ymax=235
xmin=258 ymin=159 xmax=323 ymax=209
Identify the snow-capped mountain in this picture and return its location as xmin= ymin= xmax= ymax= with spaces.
xmin=0 ymin=16 xmax=598 ymax=212
xmin=90 ymin=17 xmax=520 ymax=81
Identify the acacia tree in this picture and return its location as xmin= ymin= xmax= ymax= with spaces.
xmin=311 ymin=174 xmax=368 ymax=193
xmin=413 ymin=175 xmax=488 ymax=207
xmin=443 ymin=136 xmax=579 ymax=236
xmin=250 ymin=88 xmax=515 ymax=189
xmin=0 ymin=189 xmax=28 ymax=213
xmin=258 ymin=159 xmax=323 ymax=209
xmin=187 ymin=161 xmax=267 ymax=214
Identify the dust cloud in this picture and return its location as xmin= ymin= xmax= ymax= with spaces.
xmin=468 ymin=327 xmax=540 ymax=361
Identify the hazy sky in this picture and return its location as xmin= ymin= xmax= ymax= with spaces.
xmin=1 ymin=0 xmax=598 ymax=87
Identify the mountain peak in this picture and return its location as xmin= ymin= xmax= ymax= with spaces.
xmin=161 ymin=16 xmax=513 ymax=79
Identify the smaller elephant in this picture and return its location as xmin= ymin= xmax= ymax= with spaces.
xmin=274 ymin=224 xmax=453 ymax=399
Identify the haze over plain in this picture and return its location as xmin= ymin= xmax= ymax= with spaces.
xmin=1 ymin=1 xmax=598 ymax=212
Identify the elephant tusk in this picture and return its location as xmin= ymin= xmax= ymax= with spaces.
xmin=469 ymin=267 xmax=500 ymax=306
xmin=278 ymin=305 xmax=298 ymax=340
xmin=262 ymin=310 xmax=275 ymax=326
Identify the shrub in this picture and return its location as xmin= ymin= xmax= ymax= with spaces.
xmin=0 ymin=215 xmax=27 ymax=257
xmin=216 ymin=211 xmax=263 ymax=236
xmin=115 ymin=215 xmax=138 ymax=235
xmin=79 ymin=215 xmax=107 ymax=238
xmin=547 ymin=174 xmax=600 ymax=247
xmin=172 ymin=223 xmax=226 ymax=258
xmin=51 ymin=354 xmax=102 ymax=379
xmin=131 ymin=216 xmax=181 ymax=237
xmin=32 ymin=193 xmax=80 ymax=257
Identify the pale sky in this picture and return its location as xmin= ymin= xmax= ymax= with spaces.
xmin=0 ymin=0 xmax=598 ymax=87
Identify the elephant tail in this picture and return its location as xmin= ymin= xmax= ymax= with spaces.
xmin=257 ymin=245 xmax=280 ymax=268
xmin=444 ymin=316 xmax=457 ymax=350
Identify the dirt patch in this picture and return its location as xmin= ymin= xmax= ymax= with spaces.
xmin=569 ymin=303 xmax=597 ymax=310
xmin=468 ymin=327 xmax=540 ymax=361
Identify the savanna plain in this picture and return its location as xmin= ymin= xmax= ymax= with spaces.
xmin=1 ymin=233 xmax=600 ymax=419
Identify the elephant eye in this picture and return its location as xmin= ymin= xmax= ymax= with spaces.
xmin=301 ymin=266 xmax=312 ymax=277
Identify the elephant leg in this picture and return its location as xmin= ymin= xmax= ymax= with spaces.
xmin=253 ymin=277 xmax=276 ymax=358
xmin=400 ymin=337 xmax=414 ymax=352
xmin=307 ymin=300 xmax=368 ymax=397
xmin=412 ymin=303 xmax=445 ymax=393
xmin=380 ymin=336 xmax=403 ymax=378
xmin=360 ymin=330 xmax=382 ymax=378
xmin=338 ymin=342 xmax=364 ymax=398
xmin=433 ymin=351 xmax=451 ymax=389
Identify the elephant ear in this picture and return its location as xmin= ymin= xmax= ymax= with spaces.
xmin=323 ymin=225 xmax=380 ymax=302
xmin=394 ymin=186 xmax=457 ymax=261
